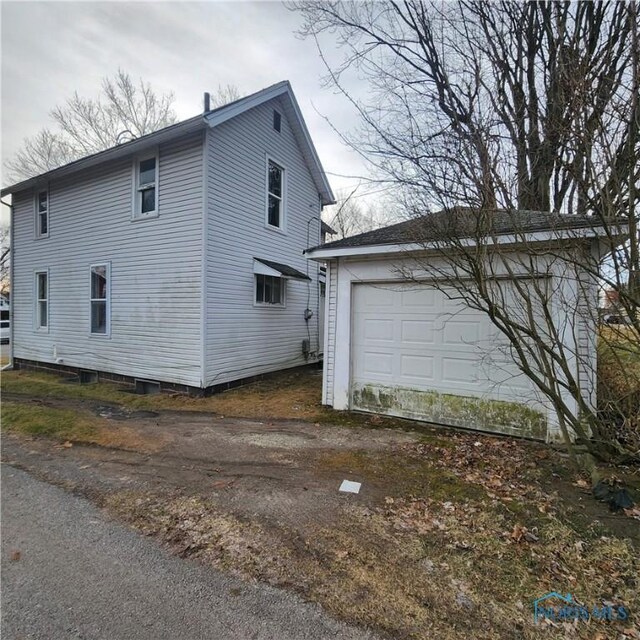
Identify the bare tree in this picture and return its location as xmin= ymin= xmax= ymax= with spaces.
xmin=6 ymin=70 xmax=177 ymax=181
xmin=208 ymin=84 xmax=242 ymax=109
xmin=297 ymin=1 xmax=640 ymax=462
xmin=323 ymin=188 xmax=387 ymax=239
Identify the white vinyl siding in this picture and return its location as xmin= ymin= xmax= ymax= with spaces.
xmin=205 ymin=96 xmax=322 ymax=386
xmin=11 ymin=131 xmax=204 ymax=387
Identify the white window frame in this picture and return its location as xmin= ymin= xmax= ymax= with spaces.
xmin=254 ymin=274 xmax=286 ymax=308
xmin=34 ymin=270 xmax=49 ymax=332
xmin=34 ymin=189 xmax=49 ymax=238
xmin=265 ymin=156 xmax=286 ymax=232
xmin=89 ymin=262 xmax=111 ymax=337
xmin=132 ymin=151 xmax=159 ymax=220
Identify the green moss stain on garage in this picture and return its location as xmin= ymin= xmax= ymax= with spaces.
xmin=351 ymin=384 xmax=547 ymax=439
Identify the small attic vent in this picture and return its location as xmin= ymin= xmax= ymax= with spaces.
xmin=273 ymin=110 xmax=281 ymax=132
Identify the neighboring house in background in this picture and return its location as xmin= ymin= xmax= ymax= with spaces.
xmin=2 ymin=81 xmax=335 ymax=392
xmin=307 ymin=212 xmax=604 ymax=443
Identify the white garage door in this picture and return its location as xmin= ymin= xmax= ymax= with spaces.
xmin=350 ymin=282 xmax=546 ymax=438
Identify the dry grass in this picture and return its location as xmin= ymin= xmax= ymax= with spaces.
xmin=2 ymin=402 xmax=166 ymax=452
xmin=1 ymin=368 xmax=326 ymax=420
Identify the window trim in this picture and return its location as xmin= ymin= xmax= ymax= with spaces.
xmin=265 ymin=156 xmax=287 ymax=233
xmin=254 ymin=273 xmax=287 ymax=308
xmin=132 ymin=151 xmax=159 ymax=220
xmin=89 ymin=262 xmax=111 ymax=337
xmin=34 ymin=189 xmax=50 ymax=239
xmin=34 ymin=269 xmax=49 ymax=332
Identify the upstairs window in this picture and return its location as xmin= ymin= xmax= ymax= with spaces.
xmin=273 ymin=110 xmax=281 ymax=132
xmin=255 ymin=274 xmax=285 ymax=306
xmin=35 ymin=190 xmax=49 ymax=237
xmin=35 ymin=271 xmax=48 ymax=330
xmin=90 ymin=264 xmax=110 ymax=335
xmin=133 ymin=155 xmax=158 ymax=218
xmin=267 ymin=160 xmax=284 ymax=229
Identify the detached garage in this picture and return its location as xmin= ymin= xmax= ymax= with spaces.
xmin=306 ymin=211 xmax=602 ymax=443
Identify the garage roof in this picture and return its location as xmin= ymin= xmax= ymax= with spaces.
xmin=310 ymin=209 xmax=601 ymax=253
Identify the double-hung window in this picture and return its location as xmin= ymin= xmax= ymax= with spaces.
xmin=90 ymin=264 xmax=110 ymax=335
xmin=255 ymin=274 xmax=285 ymax=306
xmin=267 ymin=160 xmax=284 ymax=229
xmin=36 ymin=190 xmax=49 ymax=237
xmin=134 ymin=155 xmax=158 ymax=218
xmin=35 ymin=271 xmax=48 ymax=330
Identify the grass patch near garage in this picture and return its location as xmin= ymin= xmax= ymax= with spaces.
xmin=2 ymin=401 xmax=166 ymax=452
xmin=3 ymin=402 xmax=96 ymax=440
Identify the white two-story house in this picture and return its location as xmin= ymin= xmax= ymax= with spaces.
xmin=2 ymin=81 xmax=335 ymax=392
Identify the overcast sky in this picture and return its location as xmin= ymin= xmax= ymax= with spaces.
xmin=1 ymin=0 xmax=374 ymax=217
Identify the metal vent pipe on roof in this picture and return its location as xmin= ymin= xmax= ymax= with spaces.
xmin=204 ymin=92 xmax=211 ymax=113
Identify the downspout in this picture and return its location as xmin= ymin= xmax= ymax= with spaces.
xmin=0 ymin=197 xmax=13 ymax=371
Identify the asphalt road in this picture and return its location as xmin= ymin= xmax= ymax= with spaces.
xmin=1 ymin=466 xmax=376 ymax=640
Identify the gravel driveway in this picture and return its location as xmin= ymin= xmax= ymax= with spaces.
xmin=1 ymin=466 xmax=377 ymax=640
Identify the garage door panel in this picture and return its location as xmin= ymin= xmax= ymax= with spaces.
xmin=363 ymin=318 xmax=395 ymax=342
xmin=359 ymin=285 xmax=397 ymax=307
xmin=441 ymin=356 xmax=480 ymax=385
xmin=361 ymin=351 xmax=394 ymax=376
xmin=399 ymin=354 xmax=435 ymax=381
xmin=442 ymin=320 xmax=482 ymax=345
xmin=400 ymin=319 xmax=435 ymax=344
xmin=351 ymin=282 xmax=546 ymax=439
xmin=400 ymin=287 xmax=436 ymax=308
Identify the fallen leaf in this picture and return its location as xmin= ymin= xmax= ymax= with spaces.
xmin=10 ymin=550 xmax=21 ymax=562
xmin=511 ymin=523 xmax=527 ymax=543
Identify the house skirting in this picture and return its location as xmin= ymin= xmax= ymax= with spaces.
xmin=12 ymin=358 xmax=321 ymax=397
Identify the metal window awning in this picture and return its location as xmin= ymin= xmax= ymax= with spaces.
xmin=253 ymin=258 xmax=311 ymax=281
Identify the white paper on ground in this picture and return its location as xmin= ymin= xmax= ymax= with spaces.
xmin=339 ymin=480 xmax=362 ymax=494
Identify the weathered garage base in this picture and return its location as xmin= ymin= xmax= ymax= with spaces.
xmin=352 ymin=383 xmax=548 ymax=440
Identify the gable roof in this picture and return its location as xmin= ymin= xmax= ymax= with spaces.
xmin=307 ymin=208 xmax=601 ymax=256
xmin=2 ymin=81 xmax=335 ymax=205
